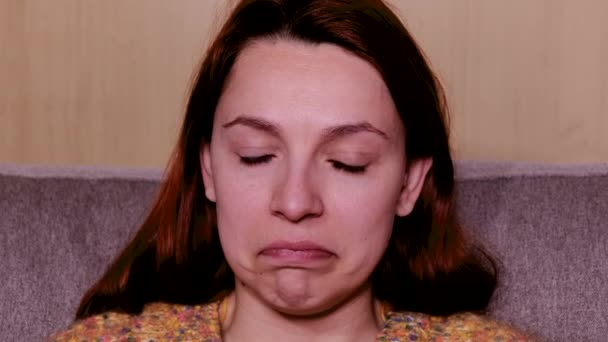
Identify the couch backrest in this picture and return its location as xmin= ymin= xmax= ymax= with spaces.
xmin=1 ymin=162 xmax=607 ymax=341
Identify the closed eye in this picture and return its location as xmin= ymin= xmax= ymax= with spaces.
xmin=330 ymin=160 xmax=367 ymax=174
xmin=240 ymin=155 xmax=366 ymax=173
xmin=240 ymin=155 xmax=274 ymax=166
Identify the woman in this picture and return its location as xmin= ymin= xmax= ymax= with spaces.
xmin=52 ymin=0 xmax=530 ymax=340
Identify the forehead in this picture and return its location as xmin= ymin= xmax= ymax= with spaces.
xmin=216 ymin=38 xmax=402 ymax=137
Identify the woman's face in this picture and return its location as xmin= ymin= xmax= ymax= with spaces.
xmin=202 ymin=39 xmax=430 ymax=315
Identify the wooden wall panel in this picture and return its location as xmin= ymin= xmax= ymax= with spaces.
xmin=395 ymin=0 xmax=608 ymax=162
xmin=1 ymin=0 xmax=226 ymax=167
xmin=1 ymin=0 xmax=607 ymax=167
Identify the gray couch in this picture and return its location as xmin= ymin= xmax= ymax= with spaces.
xmin=1 ymin=161 xmax=607 ymax=341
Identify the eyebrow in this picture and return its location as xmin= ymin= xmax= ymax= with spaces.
xmin=222 ymin=115 xmax=389 ymax=141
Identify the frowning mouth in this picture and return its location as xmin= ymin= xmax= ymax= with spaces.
xmin=259 ymin=240 xmax=335 ymax=265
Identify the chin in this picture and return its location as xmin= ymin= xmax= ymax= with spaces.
xmin=261 ymin=283 xmax=358 ymax=318
xmin=235 ymin=263 xmax=373 ymax=317
xmin=269 ymin=295 xmax=341 ymax=317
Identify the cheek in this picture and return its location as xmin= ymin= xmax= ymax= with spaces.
xmin=332 ymin=200 xmax=395 ymax=265
xmin=329 ymin=162 xmax=403 ymax=227
xmin=326 ymin=175 xmax=401 ymax=269
xmin=212 ymin=166 xmax=269 ymax=253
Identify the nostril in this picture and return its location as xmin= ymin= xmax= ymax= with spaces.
xmin=271 ymin=199 xmax=322 ymax=223
xmin=269 ymin=189 xmax=323 ymax=223
xmin=269 ymin=166 xmax=324 ymax=222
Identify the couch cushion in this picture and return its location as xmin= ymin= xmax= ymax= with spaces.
xmin=0 ymin=165 xmax=161 ymax=341
xmin=455 ymin=162 xmax=608 ymax=341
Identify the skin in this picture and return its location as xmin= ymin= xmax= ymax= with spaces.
xmin=201 ymin=38 xmax=432 ymax=342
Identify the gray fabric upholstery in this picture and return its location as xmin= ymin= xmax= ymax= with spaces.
xmin=1 ymin=162 xmax=607 ymax=341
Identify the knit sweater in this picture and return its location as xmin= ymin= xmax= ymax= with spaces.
xmin=50 ymin=300 xmax=531 ymax=341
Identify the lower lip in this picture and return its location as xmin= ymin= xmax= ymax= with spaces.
xmin=260 ymin=248 xmax=334 ymax=265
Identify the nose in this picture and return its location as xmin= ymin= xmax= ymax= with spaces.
xmin=269 ymin=164 xmax=324 ymax=223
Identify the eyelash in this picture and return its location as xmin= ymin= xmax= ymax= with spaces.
xmin=239 ymin=155 xmax=368 ymax=174
xmin=330 ymin=161 xmax=367 ymax=174
xmin=240 ymin=155 xmax=274 ymax=165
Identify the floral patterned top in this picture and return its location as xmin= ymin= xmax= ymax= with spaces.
xmin=50 ymin=299 xmax=532 ymax=341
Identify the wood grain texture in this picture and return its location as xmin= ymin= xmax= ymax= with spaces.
xmin=1 ymin=0 xmax=227 ymax=167
xmin=1 ymin=0 xmax=607 ymax=166
xmin=394 ymin=0 xmax=608 ymax=162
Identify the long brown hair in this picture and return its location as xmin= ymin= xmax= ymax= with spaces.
xmin=77 ymin=0 xmax=497 ymax=319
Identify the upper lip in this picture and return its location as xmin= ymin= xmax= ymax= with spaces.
xmin=260 ymin=240 xmax=333 ymax=254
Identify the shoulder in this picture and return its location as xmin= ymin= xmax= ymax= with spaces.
xmin=424 ymin=312 xmax=533 ymax=341
xmin=380 ymin=311 xmax=534 ymax=341
xmin=49 ymin=301 xmax=222 ymax=341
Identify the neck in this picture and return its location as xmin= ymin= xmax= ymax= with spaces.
xmin=220 ymin=283 xmax=384 ymax=342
